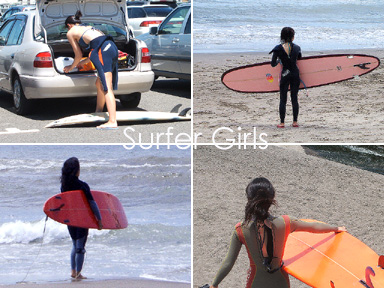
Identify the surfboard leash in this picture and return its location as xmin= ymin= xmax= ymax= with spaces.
xmin=18 ymin=215 xmax=49 ymax=284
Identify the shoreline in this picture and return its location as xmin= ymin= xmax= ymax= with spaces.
xmin=0 ymin=278 xmax=191 ymax=288
xmin=193 ymin=47 xmax=383 ymax=55
xmin=193 ymin=48 xmax=384 ymax=143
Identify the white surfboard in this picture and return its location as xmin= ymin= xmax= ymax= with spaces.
xmin=45 ymin=108 xmax=191 ymax=128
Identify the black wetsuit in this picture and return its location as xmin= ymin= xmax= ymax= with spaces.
xmin=270 ymin=43 xmax=302 ymax=123
xmin=61 ymin=177 xmax=101 ymax=273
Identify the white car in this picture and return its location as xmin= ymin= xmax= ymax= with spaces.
xmin=127 ymin=4 xmax=173 ymax=37
xmin=0 ymin=0 xmax=154 ymax=115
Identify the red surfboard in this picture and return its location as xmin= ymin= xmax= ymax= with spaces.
xmin=44 ymin=190 xmax=128 ymax=229
xmin=222 ymin=54 xmax=380 ymax=93
xmin=283 ymin=220 xmax=384 ymax=288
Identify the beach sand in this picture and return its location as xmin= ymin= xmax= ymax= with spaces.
xmin=193 ymin=145 xmax=384 ymax=288
xmin=193 ymin=49 xmax=384 ymax=143
xmin=0 ymin=279 xmax=190 ymax=288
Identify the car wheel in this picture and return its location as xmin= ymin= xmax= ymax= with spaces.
xmin=13 ymin=76 xmax=31 ymax=115
xmin=119 ymin=92 xmax=141 ymax=109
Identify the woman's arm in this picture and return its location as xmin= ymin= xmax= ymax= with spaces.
xmin=210 ymin=230 xmax=243 ymax=288
xmin=64 ymin=30 xmax=84 ymax=73
xmin=80 ymin=181 xmax=103 ymax=230
xmin=291 ymin=219 xmax=346 ymax=233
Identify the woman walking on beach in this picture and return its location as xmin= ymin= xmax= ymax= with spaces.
xmin=61 ymin=157 xmax=103 ymax=279
xmin=64 ymin=11 xmax=119 ymax=130
xmin=270 ymin=27 xmax=302 ymax=128
xmin=209 ymin=177 xmax=346 ymax=288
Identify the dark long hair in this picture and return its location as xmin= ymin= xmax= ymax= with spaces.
xmin=280 ymin=27 xmax=295 ymax=43
xmin=65 ymin=10 xmax=82 ymax=27
xmin=61 ymin=157 xmax=80 ymax=191
xmin=244 ymin=177 xmax=277 ymax=225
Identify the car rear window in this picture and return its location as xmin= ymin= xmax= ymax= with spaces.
xmin=128 ymin=7 xmax=146 ymax=18
xmin=143 ymin=6 xmax=172 ymax=17
xmin=43 ymin=23 xmax=126 ymax=42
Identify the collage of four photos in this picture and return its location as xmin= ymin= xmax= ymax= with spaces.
xmin=1 ymin=0 xmax=384 ymax=288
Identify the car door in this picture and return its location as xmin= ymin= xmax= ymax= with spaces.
xmin=0 ymin=19 xmax=16 ymax=91
xmin=0 ymin=16 xmax=26 ymax=92
xmin=151 ymin=5 xmax=190 ymax=74
xmin=178 ymin=12 xmax=191 ymax=76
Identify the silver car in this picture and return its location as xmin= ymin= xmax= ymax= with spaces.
xmin=137 ymin=3 xmax=190 ymax=80
xmin=0 ymin=0 xmax=154 ymax=115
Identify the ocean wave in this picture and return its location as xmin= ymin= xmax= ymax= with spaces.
xmin=0 ymin=218 xmax=109 ymax=244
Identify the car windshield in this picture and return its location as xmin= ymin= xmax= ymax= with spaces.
xmin=42 ymin=23 xmax=126 ymax=42
xmin=143 ymin=6 xmax=172 ymax=17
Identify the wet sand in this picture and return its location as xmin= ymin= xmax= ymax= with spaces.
xmin=0 ymin=279 xmax=190 ymax=288
xmin=193 ymin=49 xmax=384 ymax=143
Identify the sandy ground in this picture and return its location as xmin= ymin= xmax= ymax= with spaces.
xmin=193 ymin=145 xmax=384 ymax=288
xmin=193 ymin=49 xmax=384 ymax=143
xmin=0 ymin=279 xmax=190 ymax=288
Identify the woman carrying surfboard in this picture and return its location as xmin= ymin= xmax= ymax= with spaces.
xmin=208 ymin=177 xmax=346 ymax=288
xmin=61 ymin=157 xmax=103 ymax=280
xmin=64 ymin=11 xmax=119 ymax=130
xmin=270 ymin=27 xmax=302 ymax=128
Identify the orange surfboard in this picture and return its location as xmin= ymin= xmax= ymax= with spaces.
xmin=283 ymin=220 xmax=384 ymax=288
xmin=222 ymin=54 xmax=380 ymax=93
xmin=44 ymin=190 xmax=128 ymax=229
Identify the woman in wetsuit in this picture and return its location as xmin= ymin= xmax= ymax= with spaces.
xmin=64 ymin=11 xmax=119 ymax=130
xmin=270 ymin=27 xmax=302 ymax=128
xmin=61 ymin=157 xmax=103 ymax=279
xmin=209 ymin=177 xmax=346 ymax=288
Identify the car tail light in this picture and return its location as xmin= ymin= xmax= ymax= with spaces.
xmin=140 ymin=20 xmax=162 ymax=27
xmin=141 ymin=48 xmax=151 ymax=63
xmin=34 ymin=52 xmax=53 ymax=68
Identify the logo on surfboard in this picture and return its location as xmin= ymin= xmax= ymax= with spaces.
xmin=266 ymin=73 xmax=274 ymax=83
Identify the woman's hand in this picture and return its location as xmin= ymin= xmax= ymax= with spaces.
xmin=63 ymin=65 xmax=72 ymax=73
xmin=97 ymin=220 xmax=103 ymax=230
xmin=209 ymin=286 xmax=218 ymax=288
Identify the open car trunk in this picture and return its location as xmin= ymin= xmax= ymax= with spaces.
xmin=50 ymin=39 xmax=139 ymax=74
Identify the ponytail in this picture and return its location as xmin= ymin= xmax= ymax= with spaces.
xmin=65 ymin=10 xmax=82 ymax=27
xmin=244 ymin=177 xmax=277 ymax=225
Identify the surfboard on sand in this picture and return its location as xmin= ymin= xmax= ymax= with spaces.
xmin=43 ymin=190 xmax=128 ymax=229
xmin=45 ymin=106 xmax=191 ymax=128
xmin=283 ymin=219 xmax=384 ymax=288
xmin=222 ymin=54 xmax=380 ymax=93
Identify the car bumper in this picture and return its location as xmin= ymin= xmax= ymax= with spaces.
xmin=20 ymin=71 xmax=154 ymax=99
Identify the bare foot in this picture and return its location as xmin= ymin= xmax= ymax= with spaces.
xmin=96 ymin=122 xmax=118 ymax=130
xmin=73 ymin=273 xmax=87 ymax=280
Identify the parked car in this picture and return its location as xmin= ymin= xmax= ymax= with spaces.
xmin=149 ymin=0 xmax=177 ymax=8
xmin=0 ymin=0 xmax=154 ymax=115
xmin=0 ymin=5 xmax=35 ymax=26
xmin=137 ymin=3 xmax=190 ymax=81
xmin=127 ymin=4 xmax=173 ymax=37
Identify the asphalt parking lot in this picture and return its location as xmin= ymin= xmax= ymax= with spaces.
xmin=0 ymin=78 xmax=191 ymax=144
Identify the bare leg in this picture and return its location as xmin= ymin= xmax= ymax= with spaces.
xmin=97 ymin=72 xmax=117 ymax=128
xmin=95 ymin=78 xmax=105 ymax=113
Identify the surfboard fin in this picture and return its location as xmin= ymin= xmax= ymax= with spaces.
xmin=50 ymin=204 xmax=65 ymax=212
xmin=330 ymin=281 xmax=335 ymax=288
xmin=170 ymin=104 xmax=182 ymax=113
xmin=379 ymin=255 xmax=384 ymax=269
xmin=178 ymin=108 xmax=191 ymax=117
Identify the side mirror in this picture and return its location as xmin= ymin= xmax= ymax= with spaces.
xmin=149 ymin=26 xmax=158 ymax=35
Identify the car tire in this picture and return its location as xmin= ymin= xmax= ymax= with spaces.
xmin=13 ymin=76 xmax=31 ymax=115
xmin=119 ymin=92 xmax=141 ymax=109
